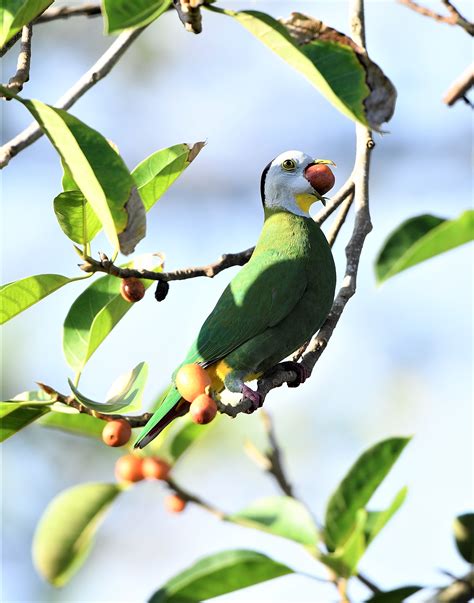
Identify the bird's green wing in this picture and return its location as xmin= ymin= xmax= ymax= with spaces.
xmin=135 ymin=250 xmax=308 ymax=449
xmin=183 ymin=250 xmax=308 ymax=368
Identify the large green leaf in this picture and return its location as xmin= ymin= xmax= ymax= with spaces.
xmin=375 ymin=211 xmax=474 ymax=284
xmin=38 ymin=411 xmax=104 ymax=439
xmin=229 ymin=496 xmax=318 ymax=546
xmin=32 ymin=482 xmax=121 ymax=586
xmin=148 ymin=549 xmax=293 ymax=603
xmin=324 ymin=437 xmax=410 ymax=551
xmin=0 ymin=0 xmax=52 ymax=47
xmin=103 ymin=0 xmax=172 ymax=34
xmin=320 ymin=509 xmax=367 ymax=578
xmin=1 ymin=391 xmax=54 ymax=442
xmin=53 ymin=190 xmax=102 ymax=244
xmin=68 ymin=362 xmax=148 ymax=413
xmin=365 ymin=586 xmax=422 ymax=603
xmin=132 ymin=142 xmax=205 ymax=212
xmin=0 ymin=88 xmax=145 ymax=255
xmin=63 ymin=255 xmax=161 ymax=372
xmin=207 ymin=9 xmax=395 ymax=129
xmin=0 ymin=273 xmax=84 ymax=324
xmin=364 ymin=487 xmax=407 ymax=546
xmin=453 ymin=513 xmax=474 ymax=564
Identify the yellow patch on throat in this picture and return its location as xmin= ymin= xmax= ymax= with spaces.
xmin=206 ymin=360 xmax=262 ymax=392
xmin=295 ymin=193 xmax=317 ymax=214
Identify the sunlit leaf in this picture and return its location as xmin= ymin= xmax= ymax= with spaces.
xmin=229 ymin=496 xmax=318 ymax=546
xmin=364 ymin=487 xmax=407 ymax=546
xmin=32 ymin=482 xmax=121 ymax=586
xmin=320 ymin=510 xmax=367 ymax=578
xmin=207 ymin=9 xmax=395 ymax=129
xmin=0 ymin=87 xmax=145 ymax=255
xmin=53 ymin=190 xmax=102 ymax=244
xmin=103 ymin=0 xmax=172 ymax=34
xmin=324 ymin=437 xmax=410 ymax=551
xmin=1 ymin=390 xmax=54 ymax=442
xmin=0 ymin=273 xmax=83 ymax=324
xmin=148 ymin=549 xmax=293 ymax=602
xmin=63 ymin=255 xmax=162 ymax=372
xmin=0 ymin=0 xmax=52 ymax=47
xmin=68 ymin=362 xmax=148 ymax=413
xmin=375 ymin=211 xmax=474 ymax=284
xmin=38 ymin=412 xmax=104 ymax=439
xmin=162 ymin=414 xmax=217 ymax=462
xmin=132 ymin=142 xmax=205 ymax=212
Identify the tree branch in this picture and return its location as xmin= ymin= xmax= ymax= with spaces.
xmin=327 ymin=190 xmax=354 ymax=247
xmin=0 ymin=27 xmax=145 ymax=168
xmin=5 ymin=25 xmax=33 ymax=94
xmin=259 ymin=410 xmax=294 ymax=497
xmin=443 ymin=63 xmax=474 ymax=107
xmin=38 ymin=3 xmax=102 ymax=22
xmin=398 ymin=0 xmax=473 ymax=35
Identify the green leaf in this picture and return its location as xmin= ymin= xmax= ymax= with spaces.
xmin=148 ymin=549 xmax=293 ymax=603
xmin=0 ymin=273 xmax=83 ymax=325
xmin=453 ymin=513 xmax=474 ymax=564
xmin=365 ymin=586 xmax=422 ymax=603
xmin=364 ymin=487 xmax=407 ymax=546
xmin=324 ymin=437 xmax=410 ymax=551
xmin=38 ymin=412 xmax=104 ymax=439
xmin=207 ymin=9 xmax=395 ymax=129
xmin=229 ymin=496 xmax=318 ymax=546
xmin=32 ymin=482 xmax=121 ymax=586
xmin=375 ymin=211 xmax=474 ymax=284
xmin=0 ymin=88 xmax=145 ymax=255
xmin=165 ymin=415 xmax=217 ymax=462
xmin=53 ymin=190 xmax=102 ymax=244
xmin=103 ymin=0 xmax=172 ymax=34
xmin=132 ymin=142 xmax=205 ymax=212
xmin=68 ymin=361 xmax=148 ymax=413
xmin=63 ymin=255 xmax=162 ymax=372
xmin=1 ymin=390 xmax=54 ymax=442
xmin=320 ymin=510 xmax=367 ymax=578
xmin=1 ymin=0 xmax=52 ymax=47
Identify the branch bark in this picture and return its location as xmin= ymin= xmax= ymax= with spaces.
xmin=0 ymin=27 xmax=145 ymax=168
xmin=443 ymin=63 xmax=474 ymax=106
xmin=398 ymin=0 xmax=474 ymax=35
xmin=5 ymin=25 xmax=33 ymax=94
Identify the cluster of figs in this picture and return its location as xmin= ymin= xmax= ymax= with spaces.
xmin=100 ymin=363 xmax=216 ymax=513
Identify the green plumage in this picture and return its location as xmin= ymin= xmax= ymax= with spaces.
xmin=135 ymin=208 xmax=336 ymax=448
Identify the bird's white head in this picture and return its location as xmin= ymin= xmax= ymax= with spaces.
xmin=260 ymin=150 xmax=335 ymax=217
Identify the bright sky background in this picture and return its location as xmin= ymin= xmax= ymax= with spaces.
xmin=1 ymin=1 xmax=472 ymax=602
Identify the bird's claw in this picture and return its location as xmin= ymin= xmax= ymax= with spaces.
xmin=241 ymin=384 xmax=264 ymax=414
xmin=277 ymin=361 xmax=309 ymax=388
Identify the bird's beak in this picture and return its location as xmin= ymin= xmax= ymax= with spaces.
xmin=313 ymin=159 xmax=337 ymax=167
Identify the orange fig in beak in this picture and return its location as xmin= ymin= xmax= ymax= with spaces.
xmin=304 ymin=160 xmax=336 ymax=196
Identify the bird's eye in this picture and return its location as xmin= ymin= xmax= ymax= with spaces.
xmin=281 ymin=159 xmax=296 ymax=171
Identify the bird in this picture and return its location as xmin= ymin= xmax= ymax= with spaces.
xmin=135 ymin=150 xmax=337 ymax=448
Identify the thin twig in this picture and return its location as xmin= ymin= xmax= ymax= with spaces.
xmin=38 ymin=3 xmax=102 ymax=22
xmin=327 ymin=191 xmax=354 ymax=247
xmin=260 ymin=410 xmax=294 ymax=497
xmin=0 ymin=27 xmax=145 ymax=168
xmin=165 ymin=477 xmax=225 ymax=519
xmin=443 ymin=63 xmax=474 ymax=106
xmin=398 ymin=0 xmax=474 ymax=35
xmin=6 ymin=25 xmax=33 ymax=94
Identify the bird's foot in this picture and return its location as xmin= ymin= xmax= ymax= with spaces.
xmin=277 ymin=361 xmax=309 ymax=388
xmin=241 ymin=384 xmax=264 ymax=414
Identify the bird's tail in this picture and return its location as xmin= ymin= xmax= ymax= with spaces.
xmin=134 ymin=386 xmax=188 ymax=449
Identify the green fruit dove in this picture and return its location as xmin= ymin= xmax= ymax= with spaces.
xmin=135 ymin=151 xmax=337 ymax=448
